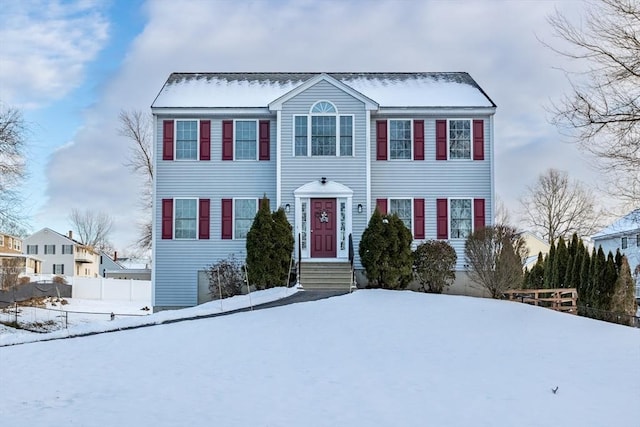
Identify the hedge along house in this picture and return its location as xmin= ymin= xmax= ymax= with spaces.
xmin=151 ymin=73 xmax=496 ymax=310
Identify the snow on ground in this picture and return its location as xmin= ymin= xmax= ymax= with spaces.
xmin=0 ymin=286 xmax=297 ymax=346
xmin=0 ymin=290 xmax=638 ymax=427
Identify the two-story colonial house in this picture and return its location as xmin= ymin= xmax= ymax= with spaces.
xmin=152 ymin=72 xmax=496 ymax=310
xmin=23 ymin=228 xmax=100 ymax=277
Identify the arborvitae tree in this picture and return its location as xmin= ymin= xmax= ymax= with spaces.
xmin=610 ymin=256 xmax=639 ymax=323
xmin=553 ymin=237 xmax=569 ymax=288
xmin=565 ymin=254 xmax=574 ymax=289
xmin=359 ymin=210 xmax=413 ymax=289
xmin=614 ymin=249 xmax=623 ymax=272
xmin=601 ymin=252 xmax=618 ymax=310
xmin=568 ymin=233 xmax=579 ymax=258
xmin=591 ymin=247 xmax=606 ymax=309
xmin=527 ymin=252 xmax=545 ymax=289
xmin=543 ymin=243 xmax=556 ymax=288
xmin=567 ymin=238 xmax=584 ymax=289
xmin=246 ymin=197 xmax=276 ymax=290
xmin=578 ymin=246 xmax=592 ymax=309
xmin=272 ymin=207 xmax=294 ymax=286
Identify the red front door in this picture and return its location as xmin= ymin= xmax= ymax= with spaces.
xmin=311 ymin=198 xmax=336 ymax=258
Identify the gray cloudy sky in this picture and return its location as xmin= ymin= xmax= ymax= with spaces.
xmin=0 ymin=0 xmax=599 ymax=251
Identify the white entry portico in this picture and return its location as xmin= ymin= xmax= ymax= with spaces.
xmin=293 ymin=180 xmax=354 ymax=261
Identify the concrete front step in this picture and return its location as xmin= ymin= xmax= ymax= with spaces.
xmin=299 ymin=262 xmax=353 ymax=291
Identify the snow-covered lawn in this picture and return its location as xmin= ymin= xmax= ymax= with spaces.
xmin=0 ymin=290 xmax=638 ymax=426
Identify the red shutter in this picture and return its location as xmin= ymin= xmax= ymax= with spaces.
xmin=222 ymin=120 xmax=233 ymax=160
xmin=413 ymin=120 xmax=424 ymax=160
xmin=474 ymin=198 xmax=486 ymax=231
xmin=437 ymin=199 xmax=448 ymax=239
xmin=162 ymin=199 xmax=173 ymax=239
xmin=436 ymin=120 xmax=447 ymax=160
xmin=259 ymin=120 xmax=270 ymax=160
xmin=200 ymin=120 xmax=211 ymax=160
xmin=199 ymin=199 xmax=210 ymax=239
xmin=162 ymin=120 xmax=174 ymax=161
xmin=473 ymin=119 xmax=484 ymax=160
xmin=221 ymin=199 xmax=233 ymax=239
xmin=376 ymin=120 xmax=387 ymax=160
xmin=413 ymin=198 xmax=425 ymax=239
xmin=376 ymin=198 xmax=387 ymax=215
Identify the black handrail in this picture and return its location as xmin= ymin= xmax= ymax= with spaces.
xmin=297 ymin=232 xmax=302 ymax=287
xmin=348 ymin=233 xmax=354 ymax=267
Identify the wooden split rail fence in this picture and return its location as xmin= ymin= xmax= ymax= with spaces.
xmin=502 ymin=288 xmax=578 ymax=314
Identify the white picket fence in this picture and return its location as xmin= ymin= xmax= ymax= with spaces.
xmin=71 ymin=277 xmax=151 ymax=301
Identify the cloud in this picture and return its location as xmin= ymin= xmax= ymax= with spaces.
xmin=0 ymin=0 xmax=109 ymax=108
xmin=40 ymin=0 xmax=604 ymax=250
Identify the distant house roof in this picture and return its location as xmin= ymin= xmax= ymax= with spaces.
xmin=152 ymin=72 xmax=496 ymax=109
xmin=592 ymin=209 xmax=640 ymax=239
xmin=26 ymin=228 xmax=99 ymax=254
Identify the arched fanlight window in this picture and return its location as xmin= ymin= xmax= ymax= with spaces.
xmin=310 ymin=101 xmax=337 ymax=114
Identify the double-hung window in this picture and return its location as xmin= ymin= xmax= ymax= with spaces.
xmin=44 ymin=244 xmax=56 ymax=255
xmin=62 ymin=244 xmax=74 ymax=254
xmin=176 ymin=120 xmax=198 ymax=160
xmin=235 ymin=121 xmax=257 ymax=160
xmin=389 ymin=120 xmax=411 ymax=159
xmin=389 ymin=198 xmax=412 ymax=230
xmin=174 ymin=199 xmax=197 ymax=239
xmin=450 ymin=199 xmax=472 ymax=238
xmin=621 ymin=237 xmax=628 ymax=249
xmin=449 ymin=119 xmax=471 ymax=159
xmin=294 ymin=101 xmax=354 ymax=157
xmin=26 ymin=245 xmax=38 ymax=255
xmin=53 ymin=264 xmax=64 ymax=275
xmin=234 ymin=199 xmax=258 ymax=239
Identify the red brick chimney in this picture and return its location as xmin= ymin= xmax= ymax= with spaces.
xmin=68 ymin=230 xmax=73 ymax=239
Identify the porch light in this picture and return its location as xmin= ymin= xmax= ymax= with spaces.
xmin=285 ymin=203 xmax=290 ymax=213
xmin=321 ymin=177 xmax=327 ymax=184
xmin=357 ymin=204 xmax=363 ymax=213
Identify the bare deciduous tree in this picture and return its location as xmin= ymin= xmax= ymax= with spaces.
xmin=546 ymin=0 xmax=640 ymax=206
xmin=465 ymin=225 xmax=528 ymax=298
xmin=68 ymin=208 xmax=113 ymax=252
xmin=520 ymin=169 xmax=601 ymax=244
xmin=0 ymin=103 xmax=27 ymax=233
xmin=119 ymin=109 xmax=153 ymax=250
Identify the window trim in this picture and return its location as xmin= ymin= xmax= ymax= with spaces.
xmin=387 ymin=197 xmax=414 ymax=230
xmin=174 ymin=119 xmax=200 ymax=161
xmin=173 ymin=197 xmax=199 ymax=240
xmin=388 ymin=119 xmax=413 ymax=161
xmin=234 ymin=119 xmax=259 ymax=161
xmin=293 ymin=108 xmax=355 ymax=157
xmin=447 ymin=118 xmax=473 ymax=161
xmin=233 ymin=197 xmax=259 ymax=240
xmin=448 ymin=197 xmax=474 ymax=239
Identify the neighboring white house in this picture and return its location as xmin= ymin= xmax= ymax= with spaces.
xmin=591 ymin=209 xmax=640 ymax=298
xmin=521 ymin=231 xmax=550 ymax=271
xmin=151 ymin=72 xmax=497 ymax=310
xmin=99 ymin=251 xmax=151 ymax=280
xmin=23 ymin=228 xmax=99 ymax=277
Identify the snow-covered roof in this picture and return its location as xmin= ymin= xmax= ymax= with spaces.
xmin=592 ymin=209 xmax=640 ymax=239
xmin=152 ymin=72 xmax=496 ymax=109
